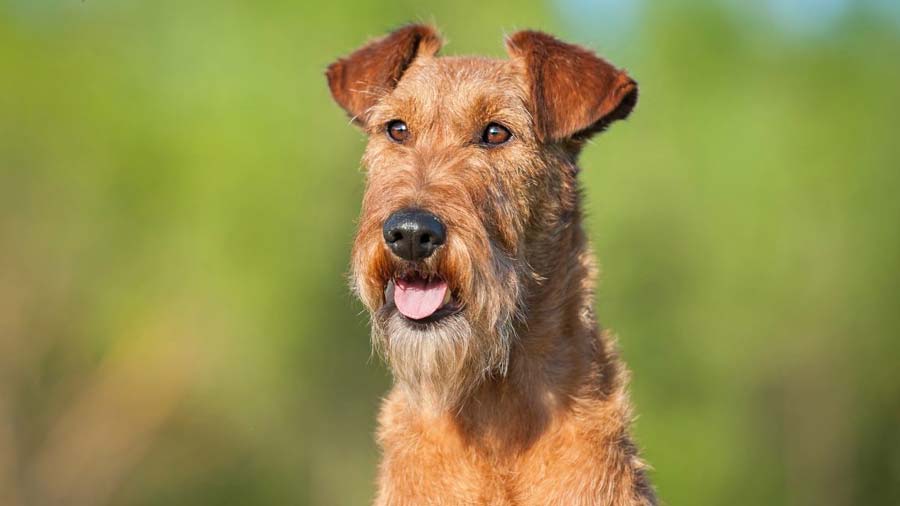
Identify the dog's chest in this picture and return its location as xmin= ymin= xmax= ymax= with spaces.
xmin=376 ymin=409 xmax=626 ymax=506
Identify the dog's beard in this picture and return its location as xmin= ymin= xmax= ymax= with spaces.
xmin=371 ymin=301 xmax=516 ymax=412
xmin=353 ymin=224 xmax=527 ymax=411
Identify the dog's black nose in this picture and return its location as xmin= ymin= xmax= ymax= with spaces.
xmin=383 ymin=209 xmax=446 ymax=261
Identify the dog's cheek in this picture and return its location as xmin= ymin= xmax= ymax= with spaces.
xmin=350 ymin=228 xmax=389 ymax=311
xmin=484 ymin=160 xmax=533 ymax=254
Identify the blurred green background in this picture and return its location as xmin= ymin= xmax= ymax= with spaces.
xmin=1 ymin=0 xmax=899 ymax=505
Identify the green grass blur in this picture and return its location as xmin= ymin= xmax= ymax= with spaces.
xmin=1 ymin=1 xmax=898 ymax=505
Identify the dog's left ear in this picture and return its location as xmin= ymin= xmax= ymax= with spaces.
xmin=326 ymin=24 xmax=443 ymax=125
xmin=506 ymin=30 xmax=637 ymax=145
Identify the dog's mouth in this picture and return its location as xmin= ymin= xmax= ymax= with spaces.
xmin=384 ymin=272 xmax=461 ymax=323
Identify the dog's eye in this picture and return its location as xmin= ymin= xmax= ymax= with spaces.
xmin=387 ymin=120 xmax=409 ymax=143
xmin=481 ymin=123 xmax=511 ymax=146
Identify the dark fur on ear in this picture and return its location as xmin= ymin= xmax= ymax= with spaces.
xmin=506 ymin=30 xmax=637 ymax=146
xmin=326 ymin=24 xmax=442 ymax=124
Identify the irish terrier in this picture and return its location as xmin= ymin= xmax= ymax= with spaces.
xmin=326 ymin=24 xmax=656 ymax=506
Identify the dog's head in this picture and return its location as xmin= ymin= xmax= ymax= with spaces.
xmin=326 ymin=25 xmax=636 ymax=409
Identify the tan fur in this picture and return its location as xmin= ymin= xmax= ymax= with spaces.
xmin=326 ymin=25 xmax=655 ymax=505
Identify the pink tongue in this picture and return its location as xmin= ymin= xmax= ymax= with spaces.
xmin=394 ymin=278 xmax=448 ymax=320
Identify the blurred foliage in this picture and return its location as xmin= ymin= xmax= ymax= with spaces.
xmin=1 ymin=1 xmax=899 ymax=505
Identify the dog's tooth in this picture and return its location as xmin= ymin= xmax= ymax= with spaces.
xmin=442 ymin=289 xmax=452 ymax=306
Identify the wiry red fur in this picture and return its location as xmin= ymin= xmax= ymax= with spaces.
xmin=327 ymin=24 xmax=656 ymax=506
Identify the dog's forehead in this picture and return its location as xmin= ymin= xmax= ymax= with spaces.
xmin=402 ymin=56 xmax=518 ymax=91
xmin=386 ymin=56 xmax=527 ymax=114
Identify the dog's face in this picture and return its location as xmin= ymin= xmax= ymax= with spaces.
xmin=326 ymin=26 xmax=636 ymax=408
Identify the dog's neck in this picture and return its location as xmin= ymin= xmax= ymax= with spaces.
xmin=450 ymin=208 xmax=620 ymax=453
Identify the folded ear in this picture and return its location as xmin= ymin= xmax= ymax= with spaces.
xmin=505 ymin=30 xmax=637 ymax=144
xmin=326 ymin=24 xmax=442 ymax=124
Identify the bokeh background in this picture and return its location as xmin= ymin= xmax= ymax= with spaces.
xmin=2 ymin=0 xmax=899 ymax=504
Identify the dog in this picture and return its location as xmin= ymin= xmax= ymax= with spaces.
xmin=326 ymin=24 xmax=656 ymax=506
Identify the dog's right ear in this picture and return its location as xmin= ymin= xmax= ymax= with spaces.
xmin=326 ymin=24 xmax=442 ymax=125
